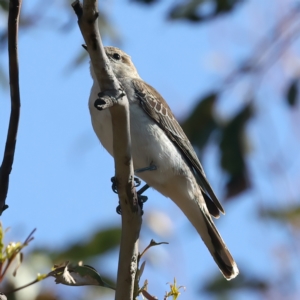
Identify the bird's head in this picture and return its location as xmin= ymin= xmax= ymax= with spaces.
xmin=84 ymin=45 xmax=140 ymax=80
xmin=104 ymin=46 xmax=140 ymax=79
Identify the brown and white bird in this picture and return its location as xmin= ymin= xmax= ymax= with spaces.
xmin=88 ymin=46 xmax=239 ymax=280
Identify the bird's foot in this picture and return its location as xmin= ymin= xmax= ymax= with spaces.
xmin=111 ymin=176 xmax=141 ymax=194
xmin=135 ymin=162 xmax=157 ymax=173
xmin=112 ymin=176 xmax=150 ymax=215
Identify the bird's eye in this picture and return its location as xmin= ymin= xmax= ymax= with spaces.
xmin=112 ymin=53 xmax=121 ymax=60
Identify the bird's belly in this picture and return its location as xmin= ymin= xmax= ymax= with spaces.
xmin=131 ymin=118 xmax=185 ymax=185
xmin=90 ymin=105 xmax=187 ymax=194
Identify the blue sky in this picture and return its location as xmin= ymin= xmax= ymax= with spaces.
xmin=1 ymin=0 xmax=300 ymax=299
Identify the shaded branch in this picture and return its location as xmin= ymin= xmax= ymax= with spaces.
xmin=0 ymin=0 xmax=23 ymax=215
xmin=71 ymin=1 xmax=142 ymax=299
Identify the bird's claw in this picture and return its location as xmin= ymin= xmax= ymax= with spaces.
xmin=111 ymin=176 xmax=142 ymax=194
xmin=111 ymin=177 xmax=118 ymax=194
xmin=112 ymin=176 xmax=149 ymax=215
xmin=116 ymin=193 xmax=148 ymax=215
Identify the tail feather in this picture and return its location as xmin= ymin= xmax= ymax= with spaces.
xmin=201 ymin=208 xmax=239 ymax=280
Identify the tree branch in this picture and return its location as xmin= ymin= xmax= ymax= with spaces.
xmin=71 ymin=1 xmax=142 ymax=299
xmin=0 ymin=0 xmax=22 ymax=215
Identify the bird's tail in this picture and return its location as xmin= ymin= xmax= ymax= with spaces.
xmin=172 ymin=191 xmax=239 ymax=280
xmin=200 ymin=207 xmax=239 ymax=280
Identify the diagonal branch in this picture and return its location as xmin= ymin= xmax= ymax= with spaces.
xmin=71 ymin=1 xmax=142 ymax=299
xmin=0 ymin=0 xmax=23 ymax=215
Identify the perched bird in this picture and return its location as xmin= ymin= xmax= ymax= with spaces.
xmin=88 ymin=46 xmax=239 ymax=280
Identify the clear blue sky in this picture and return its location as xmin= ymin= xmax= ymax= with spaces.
xmin=0 ymin=0 xmax=299 ymax=299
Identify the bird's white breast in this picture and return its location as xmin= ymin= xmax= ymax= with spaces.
xmin=88 ymin=82 xmax=187 ymax=194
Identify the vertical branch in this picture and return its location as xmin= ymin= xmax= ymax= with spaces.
xmin=71 ymin=1 xmax=142 ymax=299
xmin=0 ymin=0 xmax=23 ymax=215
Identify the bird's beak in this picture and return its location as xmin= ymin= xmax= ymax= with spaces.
xmin=82 ymin=44 xmax=88 ymax=51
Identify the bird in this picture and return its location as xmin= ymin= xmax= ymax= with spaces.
xmin=88 ymin=46 xmax=239 ymax=280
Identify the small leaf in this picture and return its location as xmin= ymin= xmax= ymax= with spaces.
xmin=6 ymin=242 xmax=22 ymax=260
xmin=165 ymin=278 xmax=185 ymax=300
xmin=286 ymin=79 xmax=299 ymax=107
xmin=49 ymin=261 xmax=114 ymax=289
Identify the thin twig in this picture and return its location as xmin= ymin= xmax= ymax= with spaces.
xmin=142 ymin=289 xmax=158 ymax=300
xmin=0 ymin=0 xmax=23 ymax=215
xmin=6 ymin=278 xmax=40 ymax=294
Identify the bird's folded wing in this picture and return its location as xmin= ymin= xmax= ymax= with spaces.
xmin=132 ymin=79 xmax=225 ymax=215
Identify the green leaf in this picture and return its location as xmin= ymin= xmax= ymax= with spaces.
xmin=219 ymin=103 xmax=253 ymax=198
xmin=286 ymin=79 xmax=298 ymax=107
xmin=181 ymin=93 xmax=219 ymax=152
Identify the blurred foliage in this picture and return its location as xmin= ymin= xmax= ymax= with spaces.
xmin=181 ymin=93 xmax=219 ymax=152
xmin=0 ymin=0 xmax=8 ymax=11
xmin=219 ymin=102 xmax=253 ymax=198
xmin=34 ymin=227 xmax=121 ymax=262
xmin=132 ymin=0 xmax=244 ymax=22
xmin=132 ymin=0 xmax=159 ymax=4
xmin=181 ymin=95 xmax=253 ymax=198
xmin=202 ymin=272 xmax=268 ymax=296
xmin=169 ymin=0 xmax=243 ymax=22
xmin=286 ymin=79 xmax=299 ymax=107
xmin=3 ymin=226 xmax=119 ymax=299
xmin=260 ymin=205 xmax=300 ymax=227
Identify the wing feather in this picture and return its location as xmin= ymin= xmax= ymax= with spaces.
xmin=132 ymin=79 xmax=225 ymax=215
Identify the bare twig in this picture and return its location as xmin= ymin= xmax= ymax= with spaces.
xmin=142 ymin=289 xmax=158 ymax=300
xmin=0 ymin=0 xmax=22 ymax=215
xmin=71 ymin=1 xmax=142 ymax=299
xmin=6 ymin=278 xmax=40 ymax=294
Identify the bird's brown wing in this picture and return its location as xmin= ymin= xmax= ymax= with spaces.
xmin=132 ymin=78 xmax=225 ymax=216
